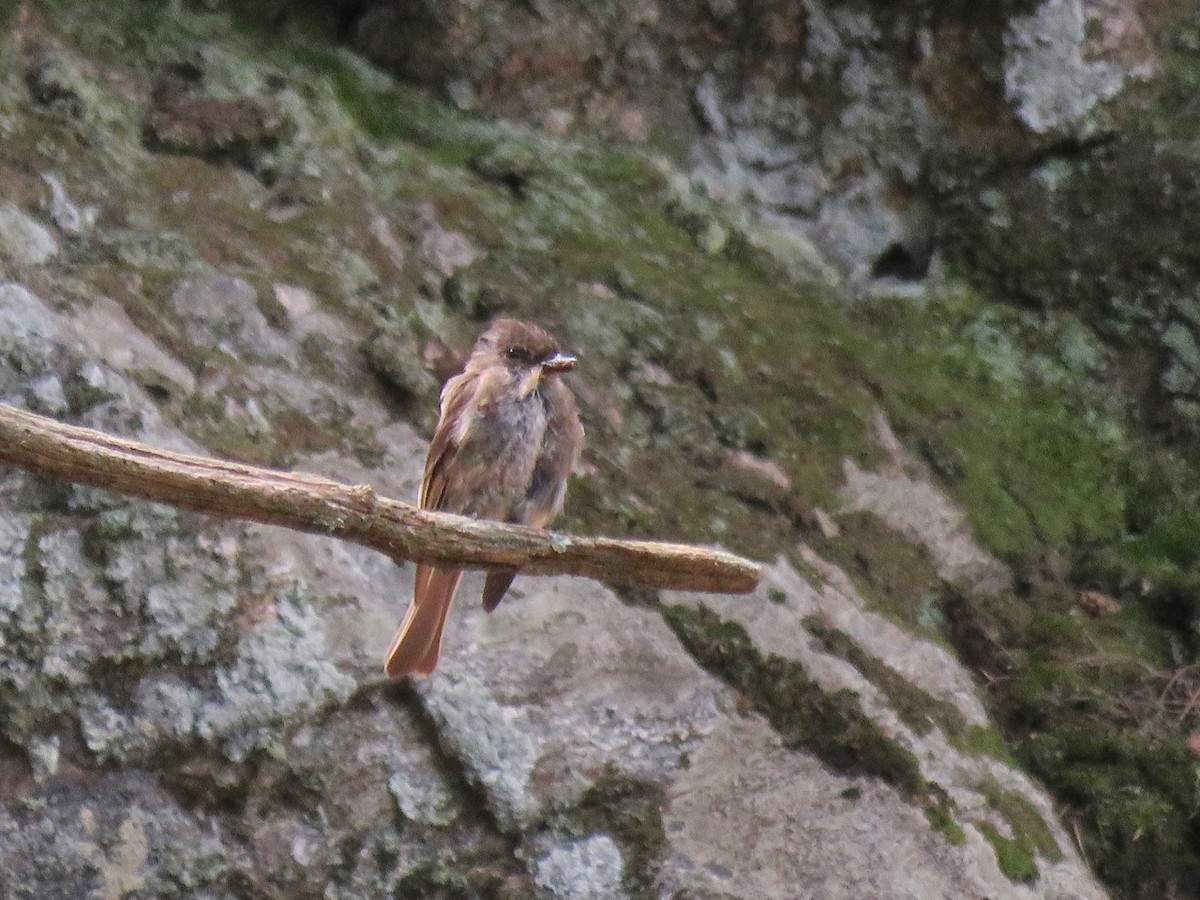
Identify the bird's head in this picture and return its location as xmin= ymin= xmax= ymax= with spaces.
xmin=475 ymin=318 xmax=576 ymax=377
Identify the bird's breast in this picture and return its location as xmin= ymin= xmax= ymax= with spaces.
xmin=448 ymin=389 xmax=549 ymax=519
xmin=485 ymin=387 xmax=548 ymax=437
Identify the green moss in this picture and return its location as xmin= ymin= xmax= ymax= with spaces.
xmin=924 ymin=804 xmax=967 ymax=846
xmin=804 ymin=616 xmax=967 ymax=738
xmin=664 ymin=603 xmax=924 ymax=795
xmin=827 ymin=271 xmax=1200 ymax=896
xmin=1024 ymin=729 xmax=1200 ymax=896
xmin=976 ymin=821 xmax=1039 ymax=883
xmin=303 ymin=47 xmax=495 ymax=167
xmin=980 ymin=779 xmax=1062 ymax=863
xmin=41 ymin=0 xmax=235 ymax=72
xmin=949 ymin=724 xmax=1015 ymax=765
xmin=572 ymin=765 xmax=666 ymax=899
xmin=943 ymin=578 xmax=1200 ymax=898
xmin=844 ymin=287 xmax=1130 ymax=563
xmin=392 ymin=860 xmax=524 ymax=899
xmin=20 ymin=4 xmax=1200 ymax=897
xmin=805 ymin=518 xmax=945 ymax=640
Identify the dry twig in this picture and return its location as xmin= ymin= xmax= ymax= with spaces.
xmin=0 ymin=401 xmax=761 ymax=594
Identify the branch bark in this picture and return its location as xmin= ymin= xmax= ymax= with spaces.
xmin=0 ymin=402 xmax=761 ymax=594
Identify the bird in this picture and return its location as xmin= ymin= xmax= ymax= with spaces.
xmin=383 ymin=318 xmax=584 ymax=678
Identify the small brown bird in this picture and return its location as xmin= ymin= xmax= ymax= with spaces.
xmin=383 ymin=319 xmax=584 ymax=678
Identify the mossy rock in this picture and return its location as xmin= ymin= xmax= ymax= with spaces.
xmin=571 ymin=765 xmax=667 ymax=899
xmin=664 ymin=603 xmax=924 ymax=795
xmin=976 ymin=821 xmax=1039 ymax=883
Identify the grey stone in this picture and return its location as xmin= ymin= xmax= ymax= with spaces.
xmin=41 ymin=173 xmax=96 ymax=234
xmin=202 ymin=591 xmax=357 ymax=759
xmin=660 ymin=718 xmax=1014 ymax=900
xmin=0 ymin=283 xmax=60 ymax=392
xmin=813 ymin=170 xmax=908 ymax=281
xmin=535 ymin=835 xmax=627 ymax=900
xmin=100 ymin=229 xmax=198 ymax=274
xmin=661 ymin=559 xmax=1105 ymax=900
xmin=419 ymin=669 xmax=544 ymax=830
xmin=693 ymin=73 xmax=728 ymax=136
xmin=696 ymin=219 xmax=728 ymax=255
xmin=387 ymin=769 xmax=460 ymax=827
xmin=24 ymin=373 xmax=68 ymax=415
xmin=1004 ymin=0 xmax=1126 ymax=136
xmin=687 ymin=0 xmax=937 ymax=281
xmin=169 ymin=273 xmax=291 ymax=362
xmin=68 ymin=297 xmax=196 ymax=397
xmin=0 ymin=773 xmax=228 ymax=899
xmin=400 ymin=544 xmax=1104 ymax=898
xmin=27 ymin=735 xmax=60 ymax=783
xmin=231 ymin=695 xmax=475 ymax=894
xmin=80 ymin=588 xmax=356 ymax=763
xmin=0 ymin=205 xmax=58 ymax=267
xmin=0 ymin=516 xmax=26 ymax=622
xmin=446 ymin=78 xmax=477 ymax=111
xmin=416 ymin=574 xmax=729 ymax=826
xmin=0 ymin=4 xmax=1161 ymax=895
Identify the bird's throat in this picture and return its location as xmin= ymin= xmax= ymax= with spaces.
xmin=516 ymin=367 xmax=542 ymax=400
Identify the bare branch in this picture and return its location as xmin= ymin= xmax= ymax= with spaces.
xmin=0 ymin=401 xmax=761 ymax=594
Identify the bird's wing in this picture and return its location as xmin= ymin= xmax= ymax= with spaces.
xmin=386 ymin=366 xmax=502 ymax=678
xmin=419 ymin=368 xmax=479 ymax=511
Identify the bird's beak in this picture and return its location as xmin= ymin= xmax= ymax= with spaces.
xmin=541 ymin=353 xmax=577 ymax=373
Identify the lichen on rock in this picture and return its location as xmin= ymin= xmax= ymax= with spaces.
xmin=0 ymin=0 xmax=1197 ymax=895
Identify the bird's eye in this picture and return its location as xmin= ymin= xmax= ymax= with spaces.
xmin=505 ymin=346 xmax=521 ymax=360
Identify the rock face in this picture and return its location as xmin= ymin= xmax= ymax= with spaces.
xmin=0 ymin=0 xmax=1198 ymax=897
xmin=0 ymin=272 xmax=1104 ymax=896
xmin=344 ymin=0 xmax=1158 ymax=286
xmin=0 ymin=204 xmax=57 ymax=267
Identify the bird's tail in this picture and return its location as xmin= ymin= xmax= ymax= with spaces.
xmin=383 ymin=564 xmax=463 ymax=678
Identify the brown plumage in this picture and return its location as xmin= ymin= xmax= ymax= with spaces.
xmin=383 ymin=319 xmax=584 ymax=678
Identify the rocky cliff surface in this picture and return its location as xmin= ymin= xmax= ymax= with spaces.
xmin=0 ymin=1 xmax=1198 ymax=897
